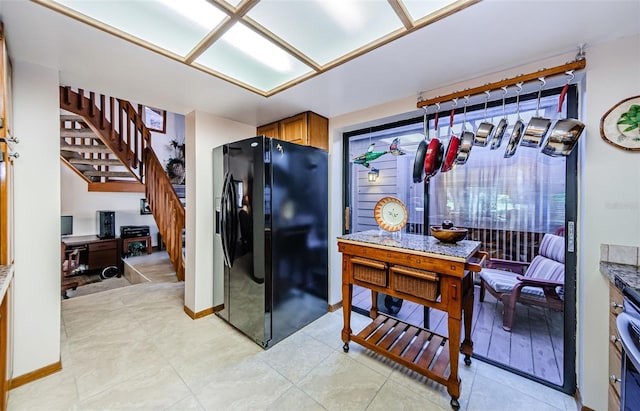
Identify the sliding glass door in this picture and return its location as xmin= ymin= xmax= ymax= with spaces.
xmin=342 ymin=86 xmax=578 ymax=394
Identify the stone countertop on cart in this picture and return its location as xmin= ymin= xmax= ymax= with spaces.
xmin=337 ymin=230 xmax=481 ymax=263
xmin=601 ymin=261 xmax=640 ymax=290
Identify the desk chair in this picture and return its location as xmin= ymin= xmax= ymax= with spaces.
xmin=61 ymin=241 xmax=80 ymax=299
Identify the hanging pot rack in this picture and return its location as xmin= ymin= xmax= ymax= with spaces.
xmin=416 ymin=58 xmax=586 ymax=109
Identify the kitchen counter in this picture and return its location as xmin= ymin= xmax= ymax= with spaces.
xmin=600 ymin=261 xmax=640 ymax=290
xmin=337 ymin=230 xmax=481 ymax=262
xmin=0 ymin=265 xmax=13 ymax=301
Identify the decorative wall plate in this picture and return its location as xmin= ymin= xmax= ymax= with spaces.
xmin=374 ymin=197 xmax=408 ymax=232
xmin=600 ymin=95 xmax=640 ymax=151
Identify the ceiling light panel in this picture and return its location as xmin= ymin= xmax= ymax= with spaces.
xmin=53 ymin=0 xmax=226 ymax=56
xmin=402 ymin=0 xmax=462 ymax=22
xmin=247 ymin=0 xmax=404 ymax=66
xmin=194 ymin=22 xmax=313 ymax=92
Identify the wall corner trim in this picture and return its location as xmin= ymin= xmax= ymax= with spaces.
xmin=183 ymin=305 xmax=219 ymax=319
xmin=10 ymin=360 xmax=62 ymax=390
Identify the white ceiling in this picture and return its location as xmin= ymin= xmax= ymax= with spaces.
xmin=1 ymin=0 xmax=639 ymax=127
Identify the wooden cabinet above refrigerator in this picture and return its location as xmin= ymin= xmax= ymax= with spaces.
xmin=257 ymin=111 xmax=328 ymax=151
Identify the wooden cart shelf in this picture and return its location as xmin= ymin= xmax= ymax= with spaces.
xmin=337 ymin=231 xmax=485 ymax=410
xmin=352 ymin=313 xmax=451 ymax=386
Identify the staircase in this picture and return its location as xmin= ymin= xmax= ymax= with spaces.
xmin=60 ymin=115 xmax=139 ymax=186
xmin=59 ymin=86 xmax=185 ymax=281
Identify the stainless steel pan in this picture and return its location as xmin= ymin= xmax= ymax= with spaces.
xmin=541 ymin=80 xmax=585 ymax=157
xmin=474 ymin=91 xmax=495 ymax=147
xmin=456 ymin=96 xmax=474 ymax=165
xmin=522 ymin=78 xmax=551 ymax=148
xmin=491 ymin=87 xmax=509 ymax=150
xmin=504 ymin=83 xmax=524 ymax=158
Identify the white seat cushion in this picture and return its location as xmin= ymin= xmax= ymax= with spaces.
xmin=479 ymin=268 xmax=546 ymax=299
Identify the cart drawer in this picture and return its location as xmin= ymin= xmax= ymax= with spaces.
xmin=351 ymin=257 xmax=387 ymax=287
xmin=391 ymin=265 xmax=440 ymax=301
xmin=89 ymin=239 xmax=117 ymax=251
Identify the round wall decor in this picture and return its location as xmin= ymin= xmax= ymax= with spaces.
xmin=600 ymin=95 xmax=640 ymax=151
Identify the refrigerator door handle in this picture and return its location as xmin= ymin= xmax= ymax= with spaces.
xmin=221 ymin=172 xmax=238 ymax=267
xmin=226 ymin=175 xmax=238 ymax=266
xmin=220 ymin=173 xmax=232 ymax=268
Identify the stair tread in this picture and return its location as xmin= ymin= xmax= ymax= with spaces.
xmin=62 ymin=145 xmax=111 ymax=153
xmin=68 ymin=158 xmax=122 ymax=165
xmin=83 ymin=170 xmax=134 ymax=177
xmin=60 ymin=129 xmax=100 ymax=138
xmin=60 ymin=115 xmax=86 ymax=122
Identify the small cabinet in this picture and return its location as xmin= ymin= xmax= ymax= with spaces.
xmin=609 ymin=283 xmax=623 ymax=410
xmin=257 ymin=111 xmax=328 ymax=150
xmin=87 ymin=239 xmax=118 ymax=270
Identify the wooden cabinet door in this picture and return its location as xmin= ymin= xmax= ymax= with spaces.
xmin=280 ymin=113 xmax=308 ymax=145
xmin=257 ymin=122 xmax=279 ymax=139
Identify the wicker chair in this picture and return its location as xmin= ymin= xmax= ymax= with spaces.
xmin=478 ymin=233 xmax=565 ymax=331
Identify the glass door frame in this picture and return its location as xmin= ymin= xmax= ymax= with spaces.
xmin=341 ymin=85 xmax=578 ymax=395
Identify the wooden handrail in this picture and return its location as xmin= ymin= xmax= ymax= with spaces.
xmin=417 ymin=59 xmax=586 ymax=108
xmin=144 ymin=148 xmax=185 ymax=280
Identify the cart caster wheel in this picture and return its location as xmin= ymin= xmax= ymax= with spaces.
xmin=464 ymin=355 xmax=472 ymax=366
xmin=450 ymin=398 xmax=460 ymax=410
xmin=343 ymin=343 xmax=349 ymax=353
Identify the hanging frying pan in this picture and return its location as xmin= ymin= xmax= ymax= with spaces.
xmin=424 ymin=108 xmax=443 ymax=179
xmin=504 ymin=83 xmax=525 ymax=158
xmin=456 ymin=130 xmax=475 ymax=165
xmin=490 ymin=87 xmax=509 ymax=150
xmin=412 ymin=107 xmax=429 ymax=183
xmin=474 ymin=91 xmax=495 ymax=147
xmin=442 ymin=106 xmax=460 ymax=172
xmin=456 ymin=96 xmax=475 ymax=165
xmin=521 ymin=77 xmax=552 ymax=148
xmin=541 ymin=72 xmax=585 ymax=156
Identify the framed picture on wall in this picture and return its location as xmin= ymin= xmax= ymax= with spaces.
xmin=141 ymin=105 xmax=166 ymax=133
xmin=140 ymin=198 xmax=152 ymax=215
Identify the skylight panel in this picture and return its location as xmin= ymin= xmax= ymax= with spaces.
xmin=402 ymin=0 xmax=462 ymax=22
xmin=54 ymin=0 xmax=225 ymax=56
xmin=194 ymin=22 xmax=313 ymax=93
xmin=247 ymin=0 xmax=404 ymax=66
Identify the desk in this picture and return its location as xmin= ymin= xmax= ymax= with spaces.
xmin=337 ymin=230 xmax=485 ymax=410
xmin=63 ymin=235 xmax=121 ymax=277
xmin=122 ymin=236 xmax=152 ymax=257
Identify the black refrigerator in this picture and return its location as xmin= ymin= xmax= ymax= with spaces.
xmin=213 ymin=136 xmax=328 ymax=348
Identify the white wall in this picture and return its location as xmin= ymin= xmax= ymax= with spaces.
xmin=579 ymin=33 xmax=640 ymax=410
xmin=328 ymin=34 xmax=640 ymax=411
xmin=184 ymin=111 xmax=254 ymax=314
xmin=149 ymin=111 xmax=185 ymax=176
xmin=12 ymin=61 xmax=61 ymax=377
xmin=60 ymin=165 xmax=159 ymax=244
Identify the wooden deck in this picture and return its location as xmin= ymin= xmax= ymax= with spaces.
xmin=352 ymin=284 xmax=564 ymax=386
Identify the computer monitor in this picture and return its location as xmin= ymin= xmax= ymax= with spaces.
xmin=61 ymin=215 xmax=73 ymax=237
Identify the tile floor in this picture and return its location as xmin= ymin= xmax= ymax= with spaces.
xmin=8 ymin=280 xmax=578 ymax=410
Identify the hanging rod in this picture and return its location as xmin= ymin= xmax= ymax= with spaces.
xmin=416 ymin=58 xmax=586 ymax=108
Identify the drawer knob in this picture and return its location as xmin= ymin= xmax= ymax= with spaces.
xmin=610 ymin=374 xmax=621 ymax=384
xmin=611 ymin=301 xmax=624 ymax=311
